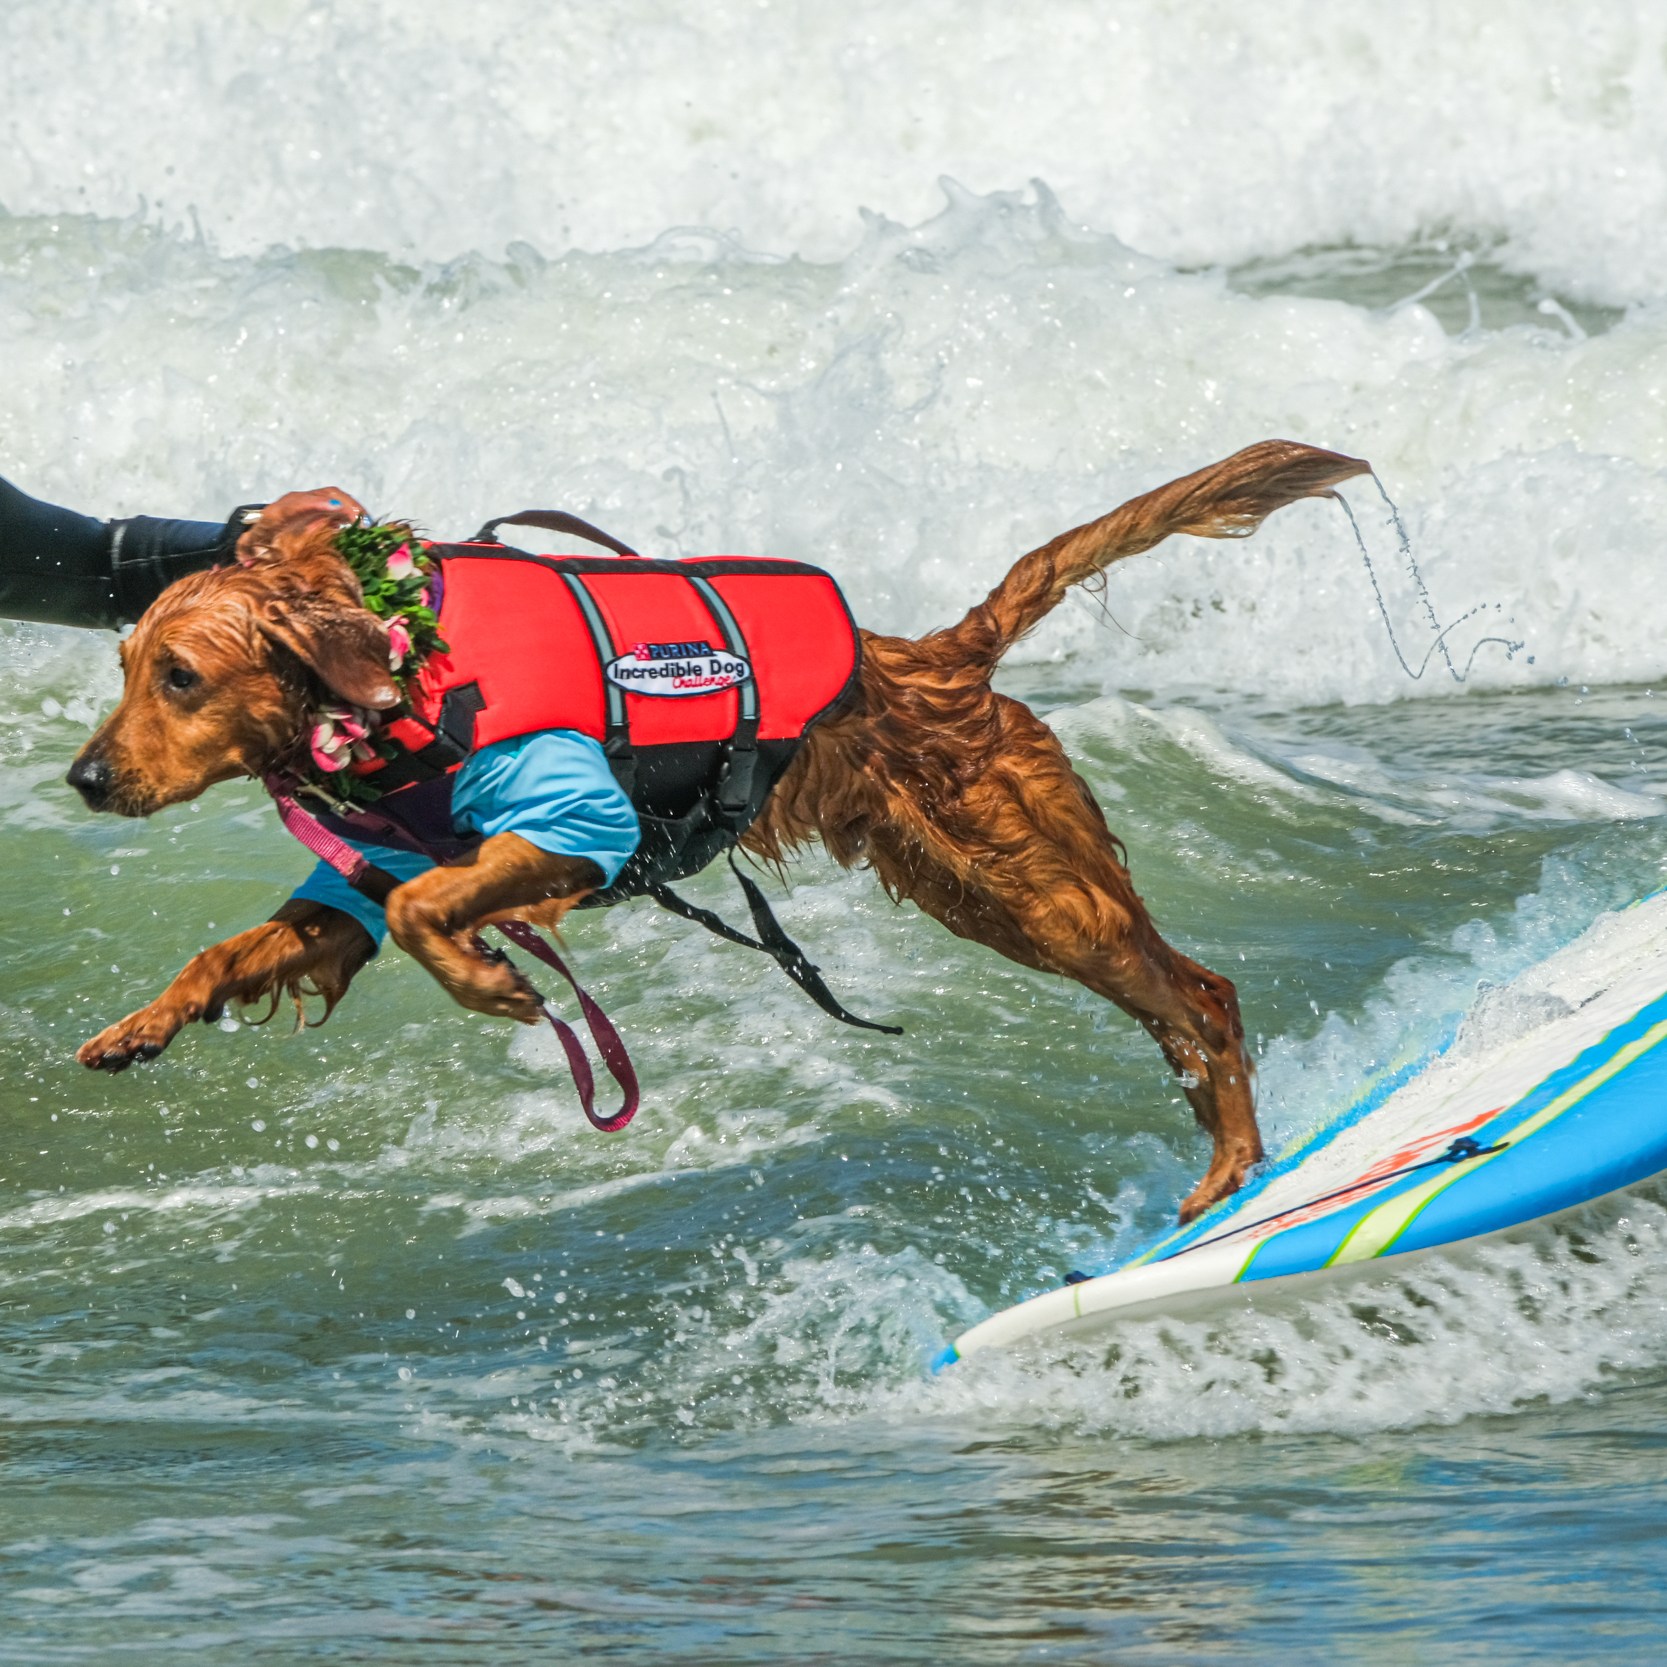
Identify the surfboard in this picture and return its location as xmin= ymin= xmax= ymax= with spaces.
xmin=938 ymin=888 xmax=1667 ymax=1366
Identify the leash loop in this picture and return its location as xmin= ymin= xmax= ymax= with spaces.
xmin=495 ymin=919 xmax=640 ymax=1130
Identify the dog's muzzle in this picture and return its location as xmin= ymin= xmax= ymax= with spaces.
xmin=66 ymin=751 xmax=114 ymax=810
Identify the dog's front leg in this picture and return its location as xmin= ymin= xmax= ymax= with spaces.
xmin=382 ymin=833 xmax=602 ymax=1022
xmin=78 ymin=901 xmax=375 ymax=1071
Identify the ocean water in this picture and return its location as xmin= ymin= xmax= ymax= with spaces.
xmin=5 ymin=3 xmax=1667 ymax=1660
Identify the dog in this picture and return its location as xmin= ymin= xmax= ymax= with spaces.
xmin=65 ymin=441 xmax=1368 ymax=1220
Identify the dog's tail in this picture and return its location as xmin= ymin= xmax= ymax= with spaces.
xmin=939 ymin=439 xmax=1371 ymax=670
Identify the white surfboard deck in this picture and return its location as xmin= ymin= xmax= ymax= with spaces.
xmin=940 ymin=889 xmax=1667 ymax=1366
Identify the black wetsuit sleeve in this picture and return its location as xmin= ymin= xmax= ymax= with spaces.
xmin=0 ymin=475 xmax=230 ymax=629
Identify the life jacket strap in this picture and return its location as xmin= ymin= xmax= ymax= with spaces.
xmin=361 ymin=683 xmax=489 ymax=794
xmin=558 ymin=572 xmax=637 ymax=796
xmin=685 ymin=572 xmax=762 ymax=827
xmin=650 ymin=854 xmax=903 ymax=1035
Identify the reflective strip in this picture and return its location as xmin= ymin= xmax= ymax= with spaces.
xmin=1328 ymin=1015 xmax=1667 ymax=1266
xmin=560 ymin=572 xmax=626 ymax=735
xmin=685 ymin=573 xmax=759 ymax=724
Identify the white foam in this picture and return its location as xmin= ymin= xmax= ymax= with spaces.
xmin=914 ymin=1197 xmax=1667 ymax=1438
xmin=6 ymin=1 xmax=1667 ymax=308
xmin=519 ymin=1188 xmax=1667 ymax=1443
xmin=0 ymin=1179 xmax=313 ymax=1232
xmin=1054 ymin=695 xmax=1667 ymax=832
xmin=8 ymin=193 xmax=1667 ymax=705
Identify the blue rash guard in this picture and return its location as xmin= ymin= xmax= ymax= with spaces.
xmin=290 ymin=728 xmax=641 ymax=946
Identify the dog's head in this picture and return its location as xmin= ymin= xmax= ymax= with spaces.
xmin=67 ymin=500 xmax=401 ymax=816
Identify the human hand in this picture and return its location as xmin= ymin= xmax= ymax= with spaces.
xmin=234 ymin=487 xmax=369 ymax=561
xmin=253 ymin=487 xmax=367 ymax=530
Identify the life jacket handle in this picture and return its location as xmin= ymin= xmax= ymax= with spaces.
xmin=471 ymin=510 xmax=641 ymax=560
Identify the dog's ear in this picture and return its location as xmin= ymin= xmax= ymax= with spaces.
xmin=241 ymin=518 xmax=403 ymax=710
xmin=260 ymin=594 xmax=401 ymax=710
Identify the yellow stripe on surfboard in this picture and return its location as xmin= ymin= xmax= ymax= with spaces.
xmin=1326 ymin=1016 xmax=1667 ymax=1267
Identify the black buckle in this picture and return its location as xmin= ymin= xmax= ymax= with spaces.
xmin=603 ymin=732 xmax=638 ymax=798
xmin=715 ymin=741 xmax=758 ymax=821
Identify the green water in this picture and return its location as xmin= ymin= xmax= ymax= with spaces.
xmin=6 ymin=634 xmax=1667 ymax=1660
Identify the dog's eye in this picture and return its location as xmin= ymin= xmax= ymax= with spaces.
xmin=166 ymin=665 xmax=200 ymax=692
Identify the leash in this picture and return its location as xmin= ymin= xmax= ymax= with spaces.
xmin=493 ymin=919 xmax=639 ymax=1131
xmin=1132 ymin=1135 xmax=1511 ymax=1270
xmin=1060 ymin=1135 xmax=1513 ymax=1286
xmin=268 ymin=778 xmax=397 ymax=905
xmin=264 ymin=774 xmax=638 ymax=1131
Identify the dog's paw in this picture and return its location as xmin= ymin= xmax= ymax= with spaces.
xmin=1177 ymin=1150 xmax=1255 ymax=1224
xmin=77 ymin=1009 xmax=181 ymax=1072
xmin=441 ymin=938 xmax=546 ymax=1025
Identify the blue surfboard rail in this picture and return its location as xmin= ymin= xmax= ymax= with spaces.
xmin=940 ymin=890 xmax=1667 ymax=1364
xmin=1241 ymin=991 xmax=1667 ymax=1280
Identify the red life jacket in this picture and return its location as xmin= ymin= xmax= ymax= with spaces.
xmin=349 ymin=520 xmax=861 ymax=901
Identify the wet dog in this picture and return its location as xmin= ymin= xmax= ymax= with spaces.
xmin=66 ymin=442 xmax=1368 ymax=1219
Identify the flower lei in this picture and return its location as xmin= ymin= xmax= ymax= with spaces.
xmin=297 ymin=520 xmax=446 ymax=808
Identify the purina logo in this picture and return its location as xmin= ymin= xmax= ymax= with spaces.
xmin=605 ymin=640 xmax=753 ymax=697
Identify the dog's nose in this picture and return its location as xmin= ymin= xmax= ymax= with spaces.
xmin=66 ymin=752 xmax=113 ymax=810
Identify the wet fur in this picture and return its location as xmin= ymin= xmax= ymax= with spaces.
xmin=69 ymin=441 xmax=1369 ymax=1220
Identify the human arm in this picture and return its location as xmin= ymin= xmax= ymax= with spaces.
xmin=0 ymin=475 xmax=365 ymax=628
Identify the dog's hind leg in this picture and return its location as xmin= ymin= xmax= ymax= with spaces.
xmin=862 ymin=823 xmax=1260 ymax=1223
xmin=1056 ymin=931 xmax=1261 ymax=1223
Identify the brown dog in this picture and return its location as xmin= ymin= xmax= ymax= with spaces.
xmin=67 ymin=441 xmax=1368 ymax=1220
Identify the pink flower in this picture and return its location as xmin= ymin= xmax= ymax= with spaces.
xmin=308 ymin=704 xmax=373 ymax=773
xmin=386 ymin=617 xmax=413 ymax=669
xmin=386 ymin=544 xmax=417 ymax=581
xmin=309 ymin=721 xmax=351 ymax=773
